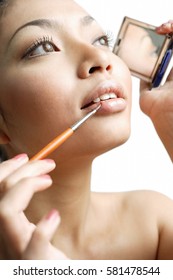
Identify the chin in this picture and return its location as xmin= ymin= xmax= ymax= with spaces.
xmin=53 ymin=118 xmax=131 ymax=163
xmin=90 ymin=123 xmax=131 ymax=158
xmin=106 ymin=128 xmax=130 ymax=152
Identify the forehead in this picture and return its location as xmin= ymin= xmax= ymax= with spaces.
xmin=0 ymin=0 xmax=89 ymax=43
xmin=2 ymin=0 xmax=86 ymax=19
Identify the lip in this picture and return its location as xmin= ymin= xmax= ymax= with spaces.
xmin=81 ymin=80 xmax=126 ymax=110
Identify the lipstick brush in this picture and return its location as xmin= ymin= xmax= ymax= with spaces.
xmin=30 ymin=104 xmax=101 ymax=161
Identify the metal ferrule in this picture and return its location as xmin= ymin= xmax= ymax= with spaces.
xmin=71 ymin=104 xmax=101 ymax=131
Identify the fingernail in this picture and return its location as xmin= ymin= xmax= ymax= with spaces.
xmin=163 ymin=22 xmax=171 ymax=28
xmin=13 ymin=154 xmax=28 ymax=161
xmin=163 ymin=22 xmax=169 ymax=26
xmin=157 ymin=23 xmax=169 ymax=29
xmin=42 ymin=159 xmax=55 ymax=165
xmin=40 ymin=174 xmax=52 ymax=181
xmin=46 ymin=209 xmax=59 ymax=221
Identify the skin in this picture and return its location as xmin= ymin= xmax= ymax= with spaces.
xmin=0 ymin=0 xmax=173 ymax=260
xmin=140 ymin=20 xmax=173 ymax=162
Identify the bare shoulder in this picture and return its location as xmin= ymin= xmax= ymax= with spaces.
xmin=92 ymin=190 xmax=173 ymax=259
xmin=136 ymin=190 xmax=173 ymax=260
xmin=124 ymin=190 xmax=173 ymax=224
xmin=138 ymin=190 xmax=173 ymax=260
xmin=92 ymin=189 xmax=172 ymax=216
xmin=92 ymin=189 xmax=165 ymax=235
xmin=122 ymin=189 xmax=173 ymax=212
xmin=112 ymin=189 xmax=173 ymax=227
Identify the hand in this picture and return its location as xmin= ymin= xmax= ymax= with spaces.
xmin=0 ymin=154 xmax=68 ymax=259
xmin=155 ymin=20 xmax=173 ymax=34
xmin=139 ymin=21 xmax=173 ymax=161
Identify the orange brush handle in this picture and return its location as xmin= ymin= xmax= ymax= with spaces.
xmin=30 ymin=128 xmax=73 ymax=161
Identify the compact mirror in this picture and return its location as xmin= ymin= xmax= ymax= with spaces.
xmin=113 ymin=17 xmax=173 ymax=86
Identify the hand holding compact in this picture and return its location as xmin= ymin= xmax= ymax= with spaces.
xmin=139 ymin=21 xmax=173 ymax=161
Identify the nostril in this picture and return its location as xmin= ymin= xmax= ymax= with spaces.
xmin=89 ymin=66 xmax=101 ymax=74
xmin=106 ymin=65 xmax=112 ymax=71
xmin=89 ymin=64 xmax=112 ymax=74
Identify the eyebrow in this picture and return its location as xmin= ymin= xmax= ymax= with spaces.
xmin=8 ymin=15 xmax=95 ymax=46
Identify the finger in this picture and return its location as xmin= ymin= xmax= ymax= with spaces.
xmin=35 ymin=209 xmax=60 ymax=241
xmin=0 ymin=175 xmax=53 ymax=255
xmin=139 ymin=80 xmax=159 ymax=116
xmin=0 ymin=159 xmax=56 ymax=193
xmin=22 ymin=210 xmax=65 ymax=260
xmin=0 ymin=160 xmax=55 ymax=241
xmin=0 ymin=175 xmax=53 ymax=216
xmin=23 ymin=242 xmax=68 ymax=260
xmin=0 ymin=154 xmax=29 ymax=182
xmin=156 ymin=21 xmax=173 ymax=34
xmin=140 ymin=80 xmax=153 ymax=94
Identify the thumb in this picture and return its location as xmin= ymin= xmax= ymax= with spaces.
xmin=140 ymin=80 xmax=151 ymax=94
xmin=22 ymin=209 xmax=61 ymax=259
xmin=35 ymin=209 xmax=60 ymax=241
xmin=139 ymin=80 xmax=158 ymax=117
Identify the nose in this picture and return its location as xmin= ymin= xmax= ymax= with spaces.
xmin=77 ymin=44 xmax=113 ymax=79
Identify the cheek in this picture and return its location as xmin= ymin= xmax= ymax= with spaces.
xmin=2 ymin=73 xmax=62 ymax=120
xmin=0 ymin=68 xmax=74 ymax=154
xmin=113 ymin=56 xmax=132 ymax=97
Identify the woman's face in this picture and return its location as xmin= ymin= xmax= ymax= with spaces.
xmin=0 ymin=0 xmax=132 ymax=162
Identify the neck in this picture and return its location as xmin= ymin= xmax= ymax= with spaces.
xmin=26 ymin=157 xmax=93 ymax=237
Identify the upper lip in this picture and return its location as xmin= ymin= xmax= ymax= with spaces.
xmin=81 ymin=80 xmax=126 ymax=109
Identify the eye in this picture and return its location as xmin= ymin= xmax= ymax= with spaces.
xmin=22 ymin=36 xmax=59 ymax=59
xmin=95 ymin=36 xmax=109 ymax=46
xmin=94 ymin=32 xmax=114 ymax=48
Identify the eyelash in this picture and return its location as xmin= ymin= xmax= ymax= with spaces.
xmin=22 ymin=36 xmax=56 ymax=58
xmin=22 ymin=31 xmax=114 ymax=59
xmin=95 ymin=31 xmax=114 ymax=48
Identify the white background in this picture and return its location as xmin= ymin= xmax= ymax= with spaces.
xmin=76 ymin=0 xmax=173 ymax=198
xmin=1 ymin=2 xmax=173 ymax=275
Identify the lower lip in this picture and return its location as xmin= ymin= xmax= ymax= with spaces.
xmin=82 ymin=98 xmax=127 ymax=115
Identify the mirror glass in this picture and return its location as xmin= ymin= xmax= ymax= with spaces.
xmin=116 ymin=24 xmax=165 ymax=77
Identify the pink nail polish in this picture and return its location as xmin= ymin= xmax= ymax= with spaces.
xmin=39 ymin=175 xmax=53 ymax=184
xmin=13 ymin=154 xmax=28 ymax=160
xmin=46 ymin=209 xmax=59 ymax=221
xmin=42 ymin=159 xmax=55 ymax=164
xmin=40 ymin=174 xmax=52 ymax=180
